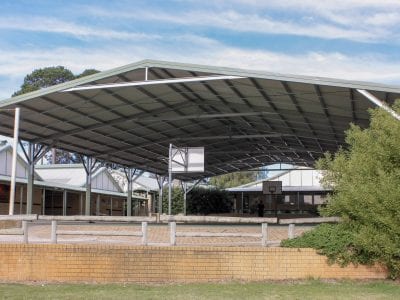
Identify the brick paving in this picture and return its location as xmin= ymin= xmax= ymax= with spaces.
xmin=0 ymin=222 xmax=314 ymax=247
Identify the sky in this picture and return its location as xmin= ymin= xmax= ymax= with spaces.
xmin=0 ymin=0 xmax=400 ymax=100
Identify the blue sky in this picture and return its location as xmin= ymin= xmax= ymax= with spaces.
xmin=1 ymin=0 xmax=400 ymax=100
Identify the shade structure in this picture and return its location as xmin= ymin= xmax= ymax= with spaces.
xmin=0 ymin=59 xmax=399 ymax=180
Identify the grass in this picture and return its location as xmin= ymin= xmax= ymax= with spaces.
xmin=0 ymin=280 xmax=399 ymax=300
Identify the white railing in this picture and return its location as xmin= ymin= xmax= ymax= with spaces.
xmin=50 ymin=220 xmax=148 ymax=245
xmin=0 ymin=215 xmax=340 ymax=245
xmin=168 ymin=221 xmax=269 ymax=247
xmin=0 ymin=214 xmax=37 ymax=243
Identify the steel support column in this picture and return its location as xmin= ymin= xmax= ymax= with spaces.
xmin=127 ymin=169 xmax=133 ymax=216
xmin=156 ymin=175 xmax=165 ymax=214
xmin=19 ymin=141 xmax=48 ymax=215
xmin=8 ymin=107 xmax=20 ymax=215
xmin=63 ymin=190 xmax=67 ymax=216
xmin=180 ymin=179 xmax=201 ymax=216
xmin=168 ymin=143 xmax=173 ymax=215
xmin=182 ymin=182 xmax=187 ymax=216
xmin=81 ymin=156 xmax=102 ymax=216
xmin=80 ymin=155 xmax=102 ymax=216
xmin=26 ymin=143 xmax=34 ymax=214
xmin=124 ymin=168 xmax=135 ymax=217
xmin=84 ymin=157 xmax=92 ymax=216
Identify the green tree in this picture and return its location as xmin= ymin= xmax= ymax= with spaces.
xmin=282 ymin=101 xmax=400 ymax=278
xmin=162 ymin=187 xmax=184 ymax=215
xmin=209 ymin=171 xmax=257 ymax=189
xmin=13 ymin=66 xmax=100 ymax=163
xmin=13 ymin=66 xmax=75 ymax=96
xmin=75 ymin=69 xmax=100 ymax=79
xmin=13 ymin=66 xmax=100 ymax=96
xmin=187 ymin=188 xmax=232 ymax=215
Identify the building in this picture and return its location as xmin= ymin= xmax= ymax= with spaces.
xmin=226 ymin=167 xmax=330 ymax=217
xmin=0 ymin=143 xmax=154 ymax=215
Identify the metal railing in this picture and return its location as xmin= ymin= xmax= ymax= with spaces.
xmin=168 ymin=221 xmax=269 ymax=247
xmin=0 ymin=215 xmax=340 ymax=246
xmin=50 ymin=220 xmax=148 ymax=245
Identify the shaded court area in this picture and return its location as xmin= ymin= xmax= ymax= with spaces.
xmin=1 ymin=59 xmax=400 ymax=217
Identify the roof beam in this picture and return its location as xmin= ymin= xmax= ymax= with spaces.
xmin=32 ymin=96 xmax=192 ymax=143
xmin=281 ymin=81 xmax=324 ymax=152
xmin=150 ymin=68 xmax=245 ymax=164
xmin=19 ymin=98 xmax=172 ymax=164
xmin=249 ymin=78 xmax=310 ymax=159
xmin=222 ymin=79 xmax=289 ymax=158
xmin=314 ymin=85 xmax=339 ymax=145
xmin=175 ymin=133 xmax=292 ymax=141
xmin=198 ymin=79 xmax=283 ymax=160
xmin=349 ymin=89 xmax=357 ymax=122
xmin=62 ymin=75 xmax=245 ymax=92
xmin=357 ymin=89 xmax=400 ymax=121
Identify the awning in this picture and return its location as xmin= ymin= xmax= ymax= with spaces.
xmin=1 ymin=59 xmax=399 ymax=180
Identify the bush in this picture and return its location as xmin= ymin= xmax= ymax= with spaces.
xmin=282 ymin=101 xmax=400 ymax=279
xmin=281 ymin=223 xmax=370 ymax=266
xmin=162 ymin=187 xmax=184 ymax=215
xmin=187 ymin=188 xmax=232 ymax=215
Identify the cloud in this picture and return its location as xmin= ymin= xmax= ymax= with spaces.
xmin=1 ymin=35 xmax=400 ymax=100
xmin=0 ymin=16 xmax=160 ymax=41
xmin=83 ymin=1 xmax=400 ymax=43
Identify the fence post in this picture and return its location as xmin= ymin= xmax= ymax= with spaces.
xmin=288 ymin=224 xmax=295 ymax=239
xmin=22 ymin=221 xmax=28 ymax=244
xmin=51 ymin=220 xmax=57 ymax=244
xmin=261 ymin=223 xmax=268 ymax=247
xmin=169 ymin=222 xmax=176 ymax=246
xmin=141 ymin=222 xmax=148 ymax=246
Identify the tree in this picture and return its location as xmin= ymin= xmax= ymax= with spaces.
xmin=187 ymin=188 xmax=232 ymax=215
xmin=75 ymin=69 xmax=100 ymax=79
xmin=282 ymin=101 xmax=400 ymax=278
xmin=162 ymin=187 xmax=184 ymax=215
xmin=209 ymin=171 xmax=257 ymax=189
xmin=13 ymin=66 xmax=75 ymax=96
xmin=13 ymin=66 xmax=100 ymax=163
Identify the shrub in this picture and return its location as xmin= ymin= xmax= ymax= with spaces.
xmin=187 ymin=188 xmax=232 ymax=215
xmin=282 ymin=101 xmax=400 ymax=279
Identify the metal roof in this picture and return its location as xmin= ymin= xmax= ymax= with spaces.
xmin=226 ymin=186 xmax=328 ymax=193
xmin=0 ymin=59 xmax=399 ymax=180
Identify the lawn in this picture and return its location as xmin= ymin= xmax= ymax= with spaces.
xmin=0 ymin=280 xmax=399 ymax=300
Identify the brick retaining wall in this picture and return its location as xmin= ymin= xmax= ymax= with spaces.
xmin=0 ymin=244 xmax=387 ymax=283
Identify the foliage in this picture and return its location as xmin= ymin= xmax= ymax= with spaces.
xmin=162 ymin=187 xmax=184 ymax=215
xmin=45 ymin=149 xmax=82 ymax=164
xmin=13 ymin=66 xmax=100 ymax=164
xmin=75 ymin=69 xmax=100 ymax=79
xmin=13 ymin=66 xmax=100 ymax=96
xmin=12 ymin=66 xmax=75 ymax=96
xmin=209 ymin=171 xmax=257 ymax=189
xmin=282 ymin=101 xmax=400 ymax=279
xmin=187 ymin=188 xmax=232 ymax=215
xmin=281 ymin=223 xmax=371 ymax=266
xmin=160 ymin=186 xmax=232 ymax=215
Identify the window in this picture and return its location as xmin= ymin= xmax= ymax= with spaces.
xmin=0 ymin=184 xmax=10 ymax=203
xmin=304 ymin=195 xmax=313 ymax=205
xmin=314 ymin=194 xmax=327 ymax=205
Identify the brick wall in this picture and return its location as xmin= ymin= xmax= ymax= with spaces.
xmin=0 ymin=244 xmax=387 ymax=283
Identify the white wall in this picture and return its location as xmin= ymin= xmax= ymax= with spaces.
xmin=0 ymin=148 xmax=28 ymax=178
xmin=92 ymin=171 xmax=120 ymax=192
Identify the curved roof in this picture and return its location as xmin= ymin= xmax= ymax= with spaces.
xmin=0 ymin=59 xmax=399 ymax=180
